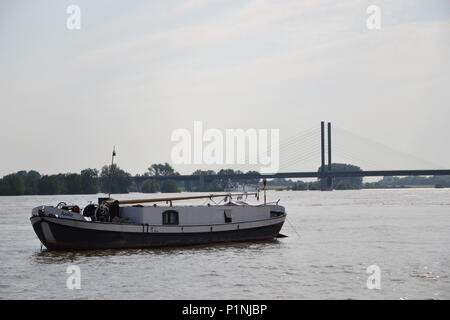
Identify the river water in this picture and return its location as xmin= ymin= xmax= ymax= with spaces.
xmin=0 ymin=189 xmax=449 ymax=300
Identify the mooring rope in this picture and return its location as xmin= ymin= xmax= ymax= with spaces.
xmin=286 ymin=216 xmax=301 ymax=239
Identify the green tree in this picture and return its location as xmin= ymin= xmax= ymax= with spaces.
xmin=192 ymin=170 xmax=221 ymax=192
xmin=318 ymin=163 xmax=363 ymax=189
xmin=38 ymin=175 xmax=62 ymax=195
xmin=141 ymin=179 xmax=160 ymax=193
xmin=335 ymin=181 xmax=360 ymax=190
xmin=308 ymin=181 xmax=321 ymax=190
xmin=161 ymin=180 xmax=179 ymax=193
xmin=17 ymin=170 xmax=40 ymax=195
xmin=100 ymin=164 xmax=132 ymax=194
xmin=291 ymin=181 xmax=307 ymax=190
xmin=243 ymin=170 xmax=261 ymax=185
xmin=434 ymin=175 xmax=450 ymax=188
xmin=80 ymin=168 xmax=100 ymax=194
xmin=64 ymin=173 xmax=83 ymax=194
xmin=0 ymin=173 xmax=25 ymax=195
xmin=217 ymin=169 xmax=244 ymax=190
xmin=55 ymin=174 xmax=70 ymax=194
xmin=267 ymin=178 xmax=295 ymax=187
xmin=148 ymin=163 xmax=179 ymax=176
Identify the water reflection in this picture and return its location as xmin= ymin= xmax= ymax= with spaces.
xmin=32 ymin=239 xmax=282 ymax=263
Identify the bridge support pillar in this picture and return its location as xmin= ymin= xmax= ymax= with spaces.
xmin=327 ymin=122 xmax=333 ymax=189
xmin=320 ymin=121 xmax=327 ymax=190
xmin=320 ymin=121 xmax=333 ymax=191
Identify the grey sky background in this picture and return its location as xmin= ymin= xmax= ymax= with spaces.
xmin=0 ymin=0 xmax=449 ymax=176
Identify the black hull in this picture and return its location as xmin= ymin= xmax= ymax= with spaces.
xmin=31 ymin=217 xmax=285 ymax=250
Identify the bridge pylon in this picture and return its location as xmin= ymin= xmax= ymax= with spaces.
xmin=320 ymin=121 xmax=333 ymax=191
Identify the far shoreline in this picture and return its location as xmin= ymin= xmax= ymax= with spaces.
xmin=1 ymin=186 xmax=449 ymax=198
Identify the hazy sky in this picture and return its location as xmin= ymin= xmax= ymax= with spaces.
xmin=0 ymin=0 xmax=449 ymax=176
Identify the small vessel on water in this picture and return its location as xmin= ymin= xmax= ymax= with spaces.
xmin=224 ymin=179 xmax=259 ymax=193
xmin=30 ymin=191 xmax=286 ymax=250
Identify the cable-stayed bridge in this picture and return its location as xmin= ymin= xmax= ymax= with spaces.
xmin=135 ymin=122 xmax=450 ymax=190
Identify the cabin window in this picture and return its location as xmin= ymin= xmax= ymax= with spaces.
xmin=224 ymin=210 xmax=232 ymax=223
xmin=162 ymin=210 xmax=179 ymax=225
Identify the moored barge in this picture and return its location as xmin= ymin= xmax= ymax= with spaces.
xmin=30 ymin=192 xmax=286 ymax=250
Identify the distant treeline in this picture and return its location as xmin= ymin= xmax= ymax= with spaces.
xmin=287 ymin=175 xmax=450 ymax=191
xmin=272 ymin=163 xmax=450 ymax=191
xmin=285 ymin=163 xmax=364 ymax=190
xmin=0 ymin=163 xmax=259 ymax=196
xmin=1 ymin=162 xmax=448 ymax=196
xmin=364 ymin=175 xmax=450 ymax=189
xmin=0 ymin=167 xmax=123 ymax=196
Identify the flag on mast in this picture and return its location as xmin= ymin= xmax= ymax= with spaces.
xmin=112 ymin=146 xmax=116 ymax=157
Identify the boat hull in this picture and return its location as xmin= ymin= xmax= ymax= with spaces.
xmin=30 ymin=216 xmax=285 ymax=250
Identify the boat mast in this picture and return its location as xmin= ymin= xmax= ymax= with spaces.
xmin=263 ymin=178 xmax=267 ymax=204
xmin=108 ymin=146 xmax=116 ymax=199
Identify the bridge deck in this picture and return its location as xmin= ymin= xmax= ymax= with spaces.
xmin=134 ymin=170 xmax=450 ymax=182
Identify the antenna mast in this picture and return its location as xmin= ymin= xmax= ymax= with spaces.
xmin=108 ymin=146 xmax=116 ymax=199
